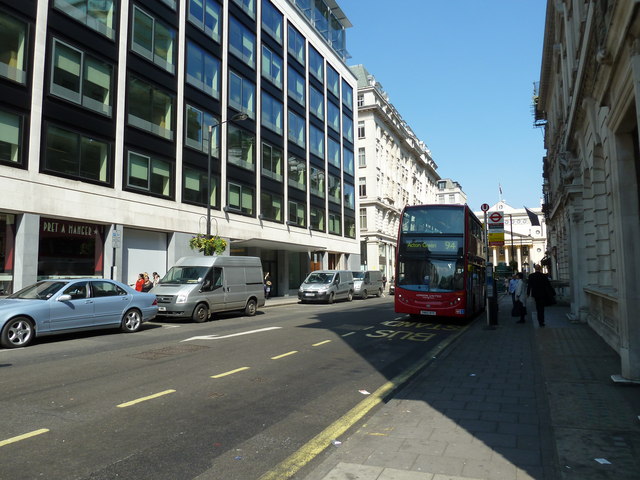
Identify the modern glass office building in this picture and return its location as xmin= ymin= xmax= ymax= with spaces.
xmin=0 ymin=0 xmax=359 ymax=295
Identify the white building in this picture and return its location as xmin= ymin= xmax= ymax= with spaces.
xmin=0 ymin=0 xmax=360 ymax=296
xmin=350 ymin=64 xmax=439 ymax=276
xmin=436 ymin=178 xmax=467 ymax=205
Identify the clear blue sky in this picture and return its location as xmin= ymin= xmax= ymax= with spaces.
xmin=339 ymin=0 xmax=547 ymax=212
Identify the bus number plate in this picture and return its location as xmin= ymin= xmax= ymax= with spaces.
xmin=420 ymin=310 xmax=436 ymax=316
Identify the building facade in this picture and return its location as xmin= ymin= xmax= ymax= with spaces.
xmin=436 ymin=178 xmax=467 ymax=205
xmin=537 ymin=1 xmax=640 ymax=380
xmin=350 ymin=64 xmax=439 ymax=277
xmin=0 ymin=0 xmax=360 ymax=296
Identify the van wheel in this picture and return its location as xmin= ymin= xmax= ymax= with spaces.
xmin=376 ymin=288 xmax=382 ymax=297
xmin=347 ymin=291 xmax=353 ymax=302
xmin=361 ymin=289 xmax=368 ymax=299
xmin=327 ymin=293 xmax=334 ymax=304
xmin=244 ymin=299 xmax=257 ymax=316
xmin=192 ymin=303 xmax=209 ymax=323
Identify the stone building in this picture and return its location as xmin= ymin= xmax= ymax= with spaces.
xmin=536 ymin=0 xmax=640 ymax=381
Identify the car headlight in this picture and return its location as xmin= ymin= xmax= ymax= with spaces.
xmin=176 ymin=294 xmax=188 ymax=303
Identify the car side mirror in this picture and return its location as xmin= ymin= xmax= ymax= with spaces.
xmin=58 ymin=294 xmax=72 ymax=301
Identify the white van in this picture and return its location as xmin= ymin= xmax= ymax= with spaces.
xmin=351 ymin=270 xmax=384 ymax=299
xmin=151 ymin=256 xmax=265 ymax=322
xmin=298 ymin=270 xmax=354 ymax=304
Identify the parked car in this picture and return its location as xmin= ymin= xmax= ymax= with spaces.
xmin=0 ymin=279 xmax=158 ymax=349
xmin=351 ymin=270 xmax=384 ymax=299
xmin=298 ymin=270 xmax=354 ymax=304
xmin=151 ymin=256 xmax=265 ymax=322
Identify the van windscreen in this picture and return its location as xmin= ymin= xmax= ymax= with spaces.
xmin=160 ymin=266 xmax=210 ymax=284
xmin=304 ymin=272 xmax=334 ymax=284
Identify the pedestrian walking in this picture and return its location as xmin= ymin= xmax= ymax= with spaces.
xmin=508 ymin=274 xmax=517 ymax=305
xmin=513 ymin=272 xmax=527 ymax=323
xmin=134 ymin=273 xmax=144 ymax=292
xmin=264 ymin=272 xmax=272 ymax=298
xmin=152 ymin=271 xmax=161 ymax=287
xmin=527 ymin=264 xmax=555 ymax=327
xmin=141 ymin=273 xmax=153 ymax=292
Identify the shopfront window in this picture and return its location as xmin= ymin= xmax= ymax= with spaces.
xmin=0 ymin=214 xmax=15 ymax=294
xmin=38 ymin=218 xmax=104 ymax=279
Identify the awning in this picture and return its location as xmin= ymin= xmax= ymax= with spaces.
xmin=230 ymin=238 xmax=327 ymax=253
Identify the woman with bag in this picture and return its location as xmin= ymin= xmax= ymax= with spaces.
xmin=513 ymin=272 xmax=527 ymax=323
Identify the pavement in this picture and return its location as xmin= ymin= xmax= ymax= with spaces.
xmin=264 ymin=293 xmax=640 ymax=480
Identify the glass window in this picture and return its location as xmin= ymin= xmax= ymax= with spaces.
xmin=232 ymin=0 xmax=255 ymax=18
xmin=328 ymin=138 xmax=340 ymax=168
xmin=288 ymin=154 xmax=306 ymax=190
xmin=262 ymin=142 xmax=283 ymax=181
xmin=45 ymin=125 xmax=110 ymax=183
xmin=0 ymin=109 xmax=23 ymax=165
xmin=261 ymin=91 xmax=283 ymax=134
xmin=185 ymin=104 xmax=219 ymax=157
xmin=357 ymin=120 xmax=365 ymax=138
xmin=262 ymin=0 xmax=282 ymax=43
xmin=358 ymin=177 xmax=366 ymax=196
xmin=342 ymin=113 xmax=353 ymax=142
xmin=342 ymin=79 xmax=353 ymax=109
xmin=229 ymin=17 xmax=256 ymax=68
xmin=287 ymin=66 xmax=305 ymax=106
xmin=287 ymin=110 xmax=305 ymax=147
xmin=287 ymin=25 xmax=305 ymax=65
xmin=310 ymin=206 xmax=324 ymax=231
xmin=131 ymin=6 xmax=175 ymax=73
xmin=345 ymin=216 xmax=355 ymax=238
xmin=309 ymin=46 xmax=323 ymax=82
xmin=229 ymin=71 xmax=255 ymax=118
xmin=183 ymin=165 xmax=218 ymax=207
xmin=328 ymin=173 xmax=340 ymax=204
xmin=309 ymin=85 xmax=324 ymax=120
xmin=127 ymin=76 xmax=174 ymax=140
xmin=261 ymin=45 xmax=282 ymax=88
xmin=227 ymin=182 xmax=254 ymax=215
xmin=358 ymin=147 xmax=366 ymax=167
xmin=188 ymin=0 xmax=221 ymax=42
xmin=51 ymin=40 xmax=113 ymax=116
xmin=343 ymin=148 xmax=354 ymax=175
xmin=186 ymin=42 xmax=220 ymax=99
xmin=54 ymin=0 xmax=115 ymax=39
xmin=329 ymin=212 xmax=341 ymax=235
xmin=310 ymin=166 xmax=325 ymax=198
xmin=327 ymin=101 xmax=339 ymax=132
xmin=127 ymin=151 xmax=172 ymax=197
xmin=357 ymin=94 xmax=364 ymax=107
xmin=327 ymin=64 xmax=339 ymax=97
xmin=261 ymin=191 xmax=282 ymax=221
xmin=227 ymin=124 xmax=255 ymax=171
xmin=288 ymin=200 xmax=305 ymax=227
xmin=344 ymin=182 xmax=355 ymax=210
xmin=309 ymin=125 xmax=324 ymax=158
xmin=0 ymin=12 xmax=27 ymax=84
xmin=359 ymin=208 xmax=367 ymax=229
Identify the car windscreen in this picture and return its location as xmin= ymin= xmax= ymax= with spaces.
xmin=304 ymin=273 xmax=334 ymax=284
xmin=8 ymin=281 xmax=68 ymax=300
xmin=159 ymin=266 xmax=210 ymax=284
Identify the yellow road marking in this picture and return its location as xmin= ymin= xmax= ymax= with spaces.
xmin=117 ymin=389 xmax=176 ymax=408
xmin=312 ymin=340 xmax=332 ymax=346
xmin=211 ymin=367 xmax=250 ymax=378
xmin=0 ymin=429 xmax=49 ymax=447
xmin=271 ymin=351 xmax=298 ymax=360
xmin=258 ymin=323 xmax=469 ymax=480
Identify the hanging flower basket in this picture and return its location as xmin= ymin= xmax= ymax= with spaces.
xmin=189 ymin=234 xmax=227 ymax=256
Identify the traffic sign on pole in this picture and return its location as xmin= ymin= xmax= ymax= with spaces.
xmin=481 ymin=203 xmax=490 ymax=212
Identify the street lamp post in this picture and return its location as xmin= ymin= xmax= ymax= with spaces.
xmin=205 ymin=112 xmax=248 ymax=249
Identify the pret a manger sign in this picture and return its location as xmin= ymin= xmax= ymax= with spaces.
xmin=487 ymin=211 xmax=505 ymax=247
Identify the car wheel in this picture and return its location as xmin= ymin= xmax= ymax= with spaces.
xmin=1 ymin=316 xmax=34 ymax=348
xmin=327 ymin=293 xmax=334 ymax=304
xmin=361 ymin=289 xmax=368 ymax=299
xmin=192 ymin=303 xmax=209 ymax=323
xmin=244 ymin=298 xmax=257 ymax=316
xmin=347 ymin=290 xmax=353 ymax=302
xmin=121 ymin=309 xmax=142 ymax=333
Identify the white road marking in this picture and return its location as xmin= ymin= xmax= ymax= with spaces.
xmin=181 ymin=326 xmax=282 ymax=342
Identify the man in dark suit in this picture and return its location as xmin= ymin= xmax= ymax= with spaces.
xmin=527 ymin=265 xmax=554 ymax=327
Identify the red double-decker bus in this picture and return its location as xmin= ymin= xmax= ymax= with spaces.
xmin=394 ymin=204 xmax=486 ymax=319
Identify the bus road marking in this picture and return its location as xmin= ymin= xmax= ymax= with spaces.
xmin=271 ymin=351 xmax=298 ymax=360
xmin=312 ymin=340 xmax=331 ymax=347
xmin=0 ymin=429 xmax=49 ymax=447
xmin=117 ymin=389 xmax=176 ymax=408
xmin=182 ymin=326 xmax=282 ymax=342
xmin=211 ymin=367 xmax=250 ymax=378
